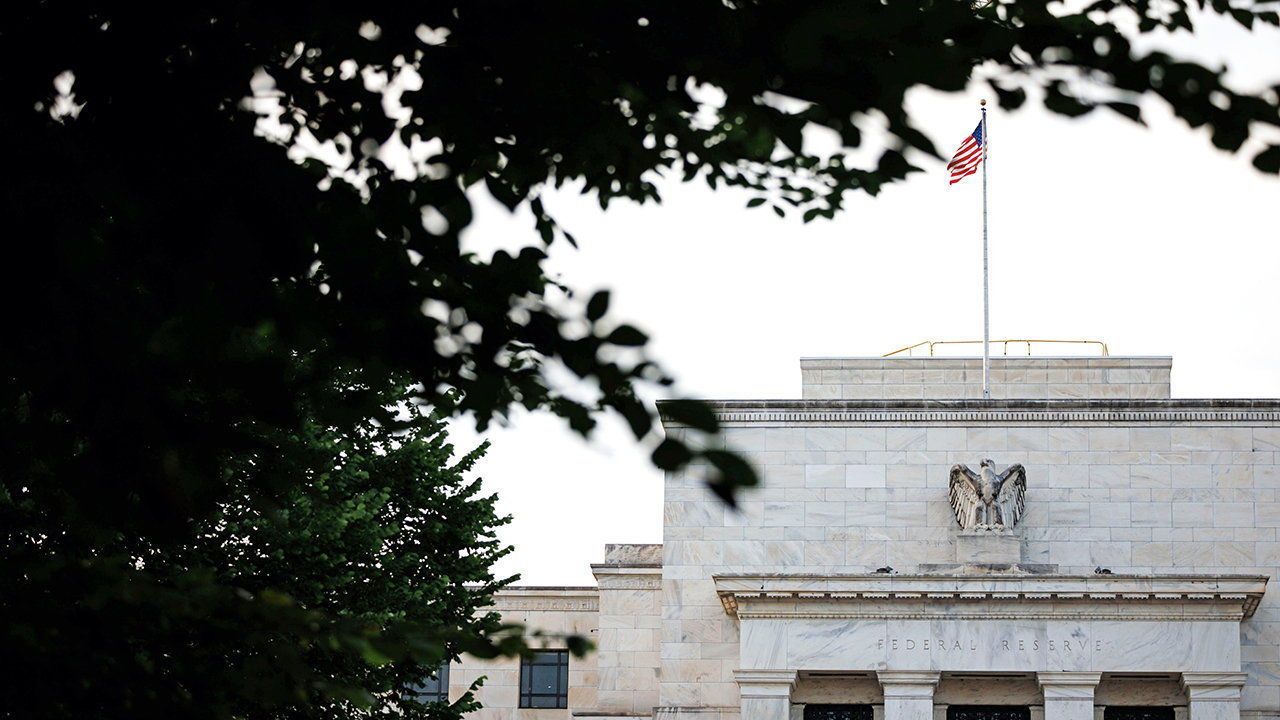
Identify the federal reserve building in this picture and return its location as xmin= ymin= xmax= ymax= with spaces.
xmin=440 ymin=354 xmax=1280 ymax=720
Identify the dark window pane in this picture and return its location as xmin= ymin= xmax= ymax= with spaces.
xmin=1105 ymin=708 xmax=1174 ymax=720
xmin=406 ymin=662 xmax=450 ymax=704
xmin=530 ymin=665 xmax=559 ymax=693
xmin=805 ymin=705 xmax=873 ymax=720
xmin=519 ymin=650 xmax=569 ymax=708
xmin=948 ymin=706 xmax=1031 ymax=720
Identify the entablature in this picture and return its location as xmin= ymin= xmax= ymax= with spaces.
xmin=713 ymin=573 xmax=1268 ymax=621
xmin=661 ymin=399 xmax=1280 ymax=427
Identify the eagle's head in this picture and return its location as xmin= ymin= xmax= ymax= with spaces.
xmin=980 ymin=458 xmax=996 ymax=469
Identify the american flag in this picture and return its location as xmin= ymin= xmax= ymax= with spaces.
xmin=947 ymin=121 xmax=985 ymax=185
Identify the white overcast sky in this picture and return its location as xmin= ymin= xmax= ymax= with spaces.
xmin=445 ymin=14 xmax=1280 ymax=586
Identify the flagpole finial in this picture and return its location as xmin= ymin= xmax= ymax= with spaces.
xmin=980 ymin=98 xmax=987 ymax=106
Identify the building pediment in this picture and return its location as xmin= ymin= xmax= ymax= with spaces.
xmin=713 ymin=573 xmax=1268 ymax=621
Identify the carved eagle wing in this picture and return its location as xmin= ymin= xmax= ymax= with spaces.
xmin=996 ymin=463 xmax=1027 ymax=529
xmin=948 ymin=464 xmax=982 ymax=529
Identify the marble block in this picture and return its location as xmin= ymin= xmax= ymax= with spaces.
xmin=956 ymin=530 xmax=1022 ymax=564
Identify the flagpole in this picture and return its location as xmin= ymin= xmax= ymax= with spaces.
xmin=980 ymin=99 xmax=991 ymax=400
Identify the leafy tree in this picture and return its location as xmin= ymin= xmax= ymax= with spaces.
xmin=2 ymin=1 xmax=1278 ymax=716
xmin=3 ymin=374 xmax=524 ymax=718
xmin=198 ymin=378 xmax=517 ymax=718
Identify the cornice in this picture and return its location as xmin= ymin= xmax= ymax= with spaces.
xmin=591 ymin=564 xmax=662 ymax=590
xmin=713 ymin=573 xmax=1268 ymax=621
xmin=659 ymin=399 xmax=1280 ymax=427
xmin=590 ymin=564 xmax=662 ymax=575
xmin=488 ymin=586 xmax=600 ymax=612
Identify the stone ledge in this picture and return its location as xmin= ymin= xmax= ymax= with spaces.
xmin=488 ymin=586 xmax=600 ymax=612
xmin=712 ymin=573 xmax=1268 ymax=619
xmin=919 ymin=563 xmax=1059 ymax=575
xmin=799 ymin=357 xmax=1173 ymax=368
xmin=659 ymin=399 xmax=1280 ymax=427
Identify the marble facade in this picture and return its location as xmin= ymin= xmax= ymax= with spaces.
xmin=451 ymin=357 xmax=1280 ymax=720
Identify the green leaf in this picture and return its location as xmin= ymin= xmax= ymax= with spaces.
xmin=565 ymin=635 xmax=594 ymax=657
xmin=661 ymin=399 xmax=720 ymax=433
xmin=746 ymin=197 xmax=767 ymax=208
xmin=586 ymin=290 xmax=610 ymax=322
xmin=606 ymin=325 xmax=648 ymax=346
xmin=1044 ymin=88 xmax=1095 ymax=118
xmin=1211 ymin=123 xmax=1248 ymax=151
xmin=702 ymin=448 xmax=760 ymax=505
xmin=991 ymin=84 xmax=1027 ymax=110
xmin=1253 ymin=145 xmax=1280 ymax=173
xmin=651 ymin=438 xmax=695 ymax=470
xmin=1105 ymin=101 xmax=1144 ymax=124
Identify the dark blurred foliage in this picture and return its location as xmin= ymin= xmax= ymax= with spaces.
xmin=3 ymin=371 xmax=535 ymax=718
xmin=1 ymin=0 xmax=1277 ymax=716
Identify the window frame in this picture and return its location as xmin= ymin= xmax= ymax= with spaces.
xmin=406 ymin=661 xmax=451 ymax=705
xmin=519 ymin=649 xmax=570 ymax=709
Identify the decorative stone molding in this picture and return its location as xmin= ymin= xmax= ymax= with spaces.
xmin=712 ymin=574 xmax=1267 ymax=620
xmin=734 ymin=670 xmax=798 ymax=698
xmin=1038 ymin=672 xmax=1103 ymax=699
xmin=488 ymin=587 xmax=600 ymax=612
xmin=659 ymin=399 xmax=1280 ymax=427
xmin=1182 ymin=673 xmax=1248 ymax=700
xmin=591 ymin=564 xmax=662 ymax=590
xmin=655 ymin=706 xmax=741 ymax=720
xmin=877 ymin=671 xmax=941 ymax=698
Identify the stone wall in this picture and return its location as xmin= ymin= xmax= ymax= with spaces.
xmin=595 ymin=545 xmax=663 ymax=715
xmin=659 ymin=362 xmax=1280 ymax=716
xmin=454 ymin=588 xmax=600 ymax=720
xmin=799 ymin=357 xmax=1172 ymax=401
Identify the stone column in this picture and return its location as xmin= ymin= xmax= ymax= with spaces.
xmin=1038 ymin=672 xmax=1102 ymax=720
xmin=878 ymin=671 xmax=940 ymax=720
xmin=1182 ymin=673 xmax=1247 ymax=720
xmin=736 ymin=670 xmax=797 ymax=720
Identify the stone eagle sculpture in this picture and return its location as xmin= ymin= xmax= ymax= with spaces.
xmin=948 ymin=459 xmax=1027 ymax=531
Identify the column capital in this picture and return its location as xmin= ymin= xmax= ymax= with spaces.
xmin=734 ymin=669 xmax=797 ymax=698
xmin=1182 ymin=672 xmax=1247 ymax=700
xmin=1038 ymin=672 xmax=1103 ymax=699
xmin=878 ymin=671 xmax=941 ymax=698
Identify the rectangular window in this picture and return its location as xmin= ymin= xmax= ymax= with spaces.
xmin=1104 ymin=709 xmax=1174 ymax=720
xmin=519 ymin=650 xmax=569 ymax=709
xmin=804 ymin=705 xmax=873 ymax=720
xmin=407 ymin=661 xmax=450 ymax=704
xmin=948 ymin=707 xmax=1031 ymax=720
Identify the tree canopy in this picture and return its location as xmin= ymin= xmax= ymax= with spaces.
xmin=5 ymin=1 xmax=1277 ymax=521
xmin=4 ymin=373 xmax=527 ymax=718
xmin=1 ymin=1 xmax=1277 ymax=715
